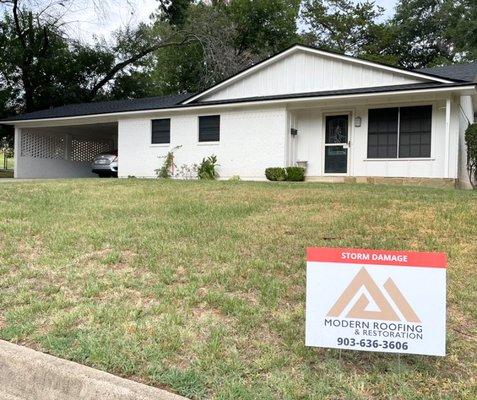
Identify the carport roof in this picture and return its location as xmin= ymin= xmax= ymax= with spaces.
xmin=2 ymin=93 xmax=193 ymax=122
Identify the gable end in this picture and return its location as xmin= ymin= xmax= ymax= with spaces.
xmin=183 ymin=45 xmax=454 ymax=104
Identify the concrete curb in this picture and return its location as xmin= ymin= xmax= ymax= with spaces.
xmin=0 ymin=340 xmax=189 ymax=400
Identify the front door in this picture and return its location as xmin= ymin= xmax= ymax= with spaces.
xmin=324 ymin=115 xmax=349 ymax=174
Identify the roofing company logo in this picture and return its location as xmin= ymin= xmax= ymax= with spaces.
xmin=327 ymin=267 xmax=421 ymax=323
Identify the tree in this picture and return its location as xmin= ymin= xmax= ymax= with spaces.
xmin=157 ymin=0 xmax=193 ymax=27
xmin=451 ymin=0 xmax=477 ymax=62
xmin=227 ymin=0 xmax=301 ymax=56
xmin=146 ymin=0 xmax=301 ymax=94
xmin=0 ymin=0 xmax=192 ymax=113
xmin=384 ymin=0 xmax=477 ymax=68
xmin=300 ymin=0 xmax=385 ymax=57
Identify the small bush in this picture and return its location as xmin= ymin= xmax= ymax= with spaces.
xmin=265 ymin=167 xmax=306 ymax=181
xmin=465 ymin=123 xmax=477 ymax=187
xmin=175 ymin=163 xmax=198 ymax=180
xmin=285 ymin=167 xmax=305 ymax=181
xmin=156 ymin=145 xmax=181 ymax=179
xmin=198 ymin=155 xmax=219 ymax=180
xmin=265 ymin=167 xmax=287 ymax=181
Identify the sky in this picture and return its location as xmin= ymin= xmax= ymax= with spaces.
xmin=65 ymin=0 xmax=400 ymax=44
xmin=62 ymin=0 xmax=159 ymax=44
xmin=2 ymin=0 xmax=399 ymax=44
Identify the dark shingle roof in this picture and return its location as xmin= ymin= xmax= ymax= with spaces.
xmin=1 ymin=93 xmax=192 ymax=122
xmin=1 ymin=82 xmax=475 ymax=123
xmin=418 ymin=62 xmax=477 ymax=83
xmin=193 ymin=82 xmax=475 ymax=106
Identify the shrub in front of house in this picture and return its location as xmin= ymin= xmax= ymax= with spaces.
xmin=265 ymin=167 xmax=287 ymax=181
xmin=198 ymin=155 xmax=219 ymax=180
xmin=285 ymin=167 xmax=305 ymax=181
xmin=265 ymin=167 xmax=306 ymax=181
xmin=465 ymin=123 xmax=477 ymax=186
xmin=156 ymin=145 xmax=182 ymax=179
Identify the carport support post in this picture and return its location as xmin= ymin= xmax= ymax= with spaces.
xmin=13 ymin=127 xmax=21 ymax=178
xmin=64 ymin=134 xmax=72 ymax=161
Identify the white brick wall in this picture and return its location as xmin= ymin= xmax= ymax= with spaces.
xmin=118 ymin=106 xmax=287 ymax=180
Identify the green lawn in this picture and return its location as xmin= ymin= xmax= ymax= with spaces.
xmin=0 ymin=152 xmax=14 ymax=172
xmin=0 ymin=179 xmax=476 ymax=399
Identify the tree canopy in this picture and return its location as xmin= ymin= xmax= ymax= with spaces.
xmin=0 ymin=0 xmax=475 ymax=135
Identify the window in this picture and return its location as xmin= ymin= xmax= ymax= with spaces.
xmin=367 ymin=106 xmax=432 ymax=159
xmin=199 ymin=115 xmax=220 ymax=142
xmin=151 ymin=119 xmax=170 ymax=144
xmin=367 ymin=108 xmax=398 ymax=158
xmin=399 ymin=106 xmax=432 ymax=158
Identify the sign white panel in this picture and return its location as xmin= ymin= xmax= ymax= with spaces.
xmin=306 ymin=248 xmax=447 ymax=356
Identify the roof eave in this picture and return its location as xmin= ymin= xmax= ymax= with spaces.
xmin=3 ymin=83 xmax=475 ymax=126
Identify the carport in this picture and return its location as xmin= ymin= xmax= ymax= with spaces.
xmin=14 ymin=122 xmax=117 ymax=178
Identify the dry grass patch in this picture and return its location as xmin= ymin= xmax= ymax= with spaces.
xmin=0 ymin=179 xmax=476 ymax=399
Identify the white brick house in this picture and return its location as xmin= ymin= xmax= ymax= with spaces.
xmin=2 ymin=45 xmax=476 ymax=187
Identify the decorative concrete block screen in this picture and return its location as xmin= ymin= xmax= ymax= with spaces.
xmin=20 ymin=131 xmax=66 ymax=159
xmin=20 ymin=131 xmax=114 ymax=162
xmin=71 ymin=136 xmax=114 ymax=162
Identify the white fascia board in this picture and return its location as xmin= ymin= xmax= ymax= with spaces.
xmin=7 ymin=85 xmax=476 ymax=128
xmin=182 ymin=45 xmax=454 ymax=104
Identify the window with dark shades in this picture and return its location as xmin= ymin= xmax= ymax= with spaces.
xmin=399 ymin=106 xmax=432 ymax=158
xmin=367 ymin=108 xmax=398 ymax=158
xmin=367 ymin=106 xmax=432 ymax=159
xmin=199 ymin=115 xmax=220 ymax=142
xmin=151 ymin=119 xmax=170 ymax=144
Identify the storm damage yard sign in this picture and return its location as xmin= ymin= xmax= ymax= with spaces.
xmin=305 ymin=248 xmax=447 ymax=356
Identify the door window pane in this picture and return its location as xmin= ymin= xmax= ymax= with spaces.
xmin=325 ymin=116 xmax=348 ymax=144
xmin=325 ymin=146 xmax=348 ymax=174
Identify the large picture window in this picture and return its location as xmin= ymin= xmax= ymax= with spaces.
xmin=199 ymin=115 xmax=220 ymax=142
xmin=367 ymin=106 xmax=432 ymax=159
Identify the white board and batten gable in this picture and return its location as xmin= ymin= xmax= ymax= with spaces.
xmin=184 ymin=45 xmax=453 ymax=104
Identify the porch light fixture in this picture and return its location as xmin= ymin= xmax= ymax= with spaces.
xmin=354 ymin=116 xmax=362 ymax=127
xmin=291 ymin=128 xmax=298 ymax=136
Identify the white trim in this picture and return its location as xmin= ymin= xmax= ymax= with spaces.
xmin=13 ymin=127 xmax=20 ymax=179
xmin=196 ymin=142 xmax=219 ymax=146
xmin=444 ymin=98 xmax=451 ymax=177
xmin=364 ymin=158 xmax=436 ymax=161
xmin=182 ymin=45 xmax=454 ymax=104
xmin=322 ymin=112 xmax=352 ymax=176
xmin=6 ymin=85 xmax=475 ymax=127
